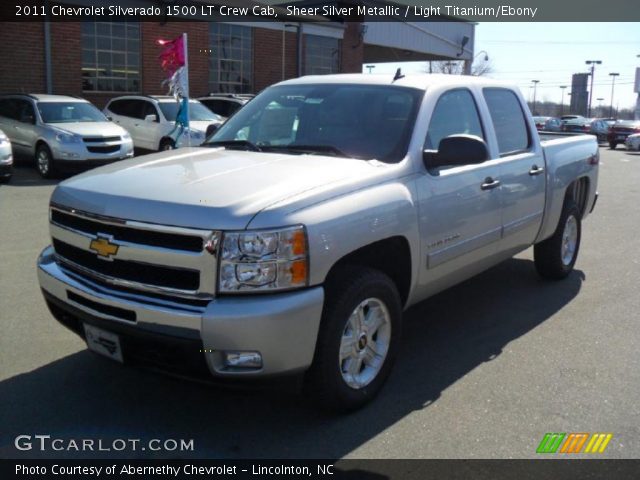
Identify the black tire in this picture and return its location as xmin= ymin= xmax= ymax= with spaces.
xmin=534 ymin=200 xmax=581 ymax=280
xmin=608 ymin=142 xmax=617 ymax=150
xmin=305 ymin=266 xmax=402 ymax=412
xmin=35 ymin=144 xmax=56 ymax=178
xmin=159 ymin=138 xmax=175 ymax=151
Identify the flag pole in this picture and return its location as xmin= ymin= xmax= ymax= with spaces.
xmin=183 ymin=32 xmax=190 ymax=148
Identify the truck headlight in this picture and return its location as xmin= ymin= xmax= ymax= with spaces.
xmin=219 ymin=226 xmax=308 ymax=293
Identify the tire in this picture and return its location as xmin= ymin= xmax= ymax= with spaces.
xmin=534 ymin=200 xmax=581 ymax=280
xmin=35 ymin=144 xmax=56 ymax=178
xmin=305 ymin=266 xmax=402 ymax=412
xmin=159 ymin=138 xmax=175 ymax=151
xmin=609 ymin=142 xmax=617 ymax=150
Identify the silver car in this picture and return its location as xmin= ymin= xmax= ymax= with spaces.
xmin=0 ymin=128 xmax=12 ymax=182
xmin=0 ymin=94 xmax=134 ymax=178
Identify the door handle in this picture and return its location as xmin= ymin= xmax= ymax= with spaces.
xmin=529 ymin=165 xmax=545 ymax=176
xmin=481 ymin=177 xmax=501 ymax=190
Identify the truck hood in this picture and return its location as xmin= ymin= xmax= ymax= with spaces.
xmin=48 ymin=122 xmax=128 ymax=138
xmin=51 ymin=148 xmax=391 ymax=230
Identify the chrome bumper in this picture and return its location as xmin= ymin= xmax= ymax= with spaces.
xmin=37 ymin=246 xmax=324 ymax=377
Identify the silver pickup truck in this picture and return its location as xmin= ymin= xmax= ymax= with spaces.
xmin=37 ymin=74 xmax=599 ymax=411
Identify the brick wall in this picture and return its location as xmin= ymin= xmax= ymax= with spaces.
xmin=50 ymin=23 xmax=82 ymax=95
xmin=341 ymin=22 xmax=364 ymax=73
xmin=253 ymin=28 xmax=299 ymax=93
xmin=0 ymin=22 xmax=46 ymax=93
xmin=0 ymin=21 xmax=364 ymax=105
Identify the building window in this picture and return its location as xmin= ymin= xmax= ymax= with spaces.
xmin=209 ymin=24 xmax=253 ymax=94
xmin=82 ymin=21 xmax=140 ymax=92
xmin=304 ymin=35 xmax=340 ymax=75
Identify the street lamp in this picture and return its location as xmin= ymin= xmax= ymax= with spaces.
xmin=473 ymin=50 xmax=489 ymax=62
xmin=531 ymin=80 xmax=540 ymax=114
xmin=585 ymin=60 xmax=602 ymax=117
xmin=608 ymin=73 xmax=619 ymax=118
xmin=559 ymin=86 xmax=567 ymax=116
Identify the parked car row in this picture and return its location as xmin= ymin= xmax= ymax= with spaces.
xmin=0 ymin=92 xmax=256 ymax=178
xmin=533 ymin=113 xmax=639 ymax=149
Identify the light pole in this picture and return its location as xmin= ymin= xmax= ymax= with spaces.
xmin=597 ymin=97 xmax=604 ymax=116
xmin=608 ymin=73 xmax=619 ymax=119
xmin=559 ymin=86 xmax=567 ymax=116
xmin=531 ymin=80 xmax=540 ymax=114
xmin=585 ymin=60 xmax=602 ymax=117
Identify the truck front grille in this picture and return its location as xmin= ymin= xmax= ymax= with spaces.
xmin=49 ymin=205 xmax=218 ymax=299
xmin=51 ymin=209 xmax=203 ymax=252
xmin=53 ymin=239 xmax=200 ymax=291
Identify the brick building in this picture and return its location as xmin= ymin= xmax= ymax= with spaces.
xmin=0 ymin=1 xmax=476 ymax=108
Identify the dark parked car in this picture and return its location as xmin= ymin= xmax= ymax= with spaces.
xmin=560 ymin=114 xmax=586 ymax=122
xmin=543 ymin=117 xmax=563 ymax=132
xmin=197 ymin=94 xmax=254 ymax=119
xmin=532 ymin=116 xmax=550 ymax=131
xmin=608 ymin=120 xmax=640 ymax=149
xmin=562 ymin=118 xmax=594 ymax=134
xmin=590 ymin=119 xmax=616 ymax=143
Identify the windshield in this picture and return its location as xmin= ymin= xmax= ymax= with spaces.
xmin=38 ymin=102 xmax=107 ymax=123
xmin=206 ymin=84 xmax=424 ymax=163
xmin=159 ymin=101 xmax=222 ymax=122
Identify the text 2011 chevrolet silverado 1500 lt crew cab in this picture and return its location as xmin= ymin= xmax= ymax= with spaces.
xmin=37 ymin=74 xmax=599 ymax=410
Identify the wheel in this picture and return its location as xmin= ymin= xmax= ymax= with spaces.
xmin=608 ymin=142 xmax=617 ymax=150
xmin=305 ymin=266 xmax=402 ymax=412
xmin=36 ymin=144 xmax=56 ymax=178
xmin=159 ymin=138 xmax=175 ymax=151
xmin=534 ymin=200 xmax=581 ymax=280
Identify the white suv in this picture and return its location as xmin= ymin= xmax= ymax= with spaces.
xmin=104 ymin=96 xmax=223 ymax=151
xmin=0 ymin=94 xmax=134 ymax=178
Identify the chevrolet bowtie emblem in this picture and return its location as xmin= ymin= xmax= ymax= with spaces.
xmin=89 ymin=236 xmax=119 ymax=259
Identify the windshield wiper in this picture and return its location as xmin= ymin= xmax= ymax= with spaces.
xmin=205 ymin=140 xmax=262 ymax=152
xmin=261 ymin=144 xmax=351 ymax=158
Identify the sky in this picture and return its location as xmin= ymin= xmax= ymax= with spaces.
xmin=363 ymin=22 xmax=640 ymax=111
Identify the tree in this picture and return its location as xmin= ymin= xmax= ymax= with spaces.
xmin=425 ymin=58 xmax=493 ymax=76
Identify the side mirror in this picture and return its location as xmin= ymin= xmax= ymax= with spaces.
xmin=144 ymin=114 xmax=157 ymax=123
xmin=423 ymin=134 xmax=489 ymax=169
xmin=205 ymin=123 xmax=219 ymax=138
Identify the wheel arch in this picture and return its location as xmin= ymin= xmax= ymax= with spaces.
xmin=324 ymin=236 xmax=412 ymax=307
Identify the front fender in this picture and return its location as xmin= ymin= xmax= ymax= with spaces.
xmin=247 ymin=178 xmax=421 ymax=295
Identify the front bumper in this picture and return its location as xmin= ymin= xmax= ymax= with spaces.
xmin=37 ymin=246 xmax=324 ymax=378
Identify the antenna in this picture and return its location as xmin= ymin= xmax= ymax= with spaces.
xmin=393 ymin=68 xmax=405 ymax=82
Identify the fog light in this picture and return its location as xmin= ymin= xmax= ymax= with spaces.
xmin=223 ymin=351 xmax=262 ymax=369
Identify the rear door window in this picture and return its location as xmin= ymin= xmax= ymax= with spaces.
xmin=483 ymin=88 xmax=531 ymax=155
xmin=0 ymin=99 xmax=18 ymax=119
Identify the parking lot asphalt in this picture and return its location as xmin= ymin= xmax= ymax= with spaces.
xmin=1 ymin=147 xmax=639 ymax=459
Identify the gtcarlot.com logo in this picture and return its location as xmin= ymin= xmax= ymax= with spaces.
xmin=536 ymin=433 xmax=613 ymax=454
xmin=15 ymin=435 xmax=195 ymax=452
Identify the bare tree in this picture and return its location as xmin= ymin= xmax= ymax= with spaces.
xmin=425 ymin=59 xmax=493 ymax=76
